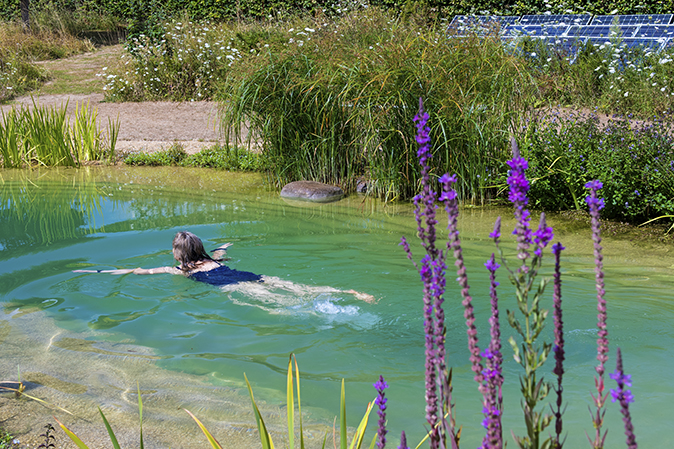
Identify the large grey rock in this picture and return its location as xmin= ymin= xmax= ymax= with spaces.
xmin=280 ymin=181 xmax=344 ymax=203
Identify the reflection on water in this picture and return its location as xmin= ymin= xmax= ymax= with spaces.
xmin=0 ymin=168 xmax=106 ymax=256
xmin=0 ymin=166 xmax=673 ymax=448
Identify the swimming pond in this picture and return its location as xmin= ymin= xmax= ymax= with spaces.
xmin=0 ymin=166 xmax=673 ymax=448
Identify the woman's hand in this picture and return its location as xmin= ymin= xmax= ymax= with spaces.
xmin=345 ymin=289 xmax=376 ymax=303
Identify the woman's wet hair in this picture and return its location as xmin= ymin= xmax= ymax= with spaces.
xmin=172 ymin=231 xmax=215 ymax=270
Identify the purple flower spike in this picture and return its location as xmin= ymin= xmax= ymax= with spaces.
xmin=506 ymin=144 xmax=532 ymax=265
xmin=443 ymin=172 xmax=484 ymax=394
xmin=610 ymin=348 xmax=638 ymax=449
xmin=401 ymin=98 xmax=451 ymax=449
xmin=374 ymin=375 xmax=388 ymax=449
xmin=585 ymin=179 xmax=609 ymax=448
xmin=533 ymin=213 xmax=554 ymax=258
xmin=506 ymin=157 xmax=530 ymax=206
xmin=481 ymin=254 xmax=503 ymax=449
xmin=399 ymin=236 xmax=416 ymax=267
xmin=490 ymin=217 xmax=502 ymax=245
xmin=551 ymin=242 xmax=566 ymax=448
xmin=398 ymin=431 xmax=409 ymax=449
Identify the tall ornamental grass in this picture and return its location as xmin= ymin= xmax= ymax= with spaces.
xmin=0 ymin=100 xmax=119 ymax=167
xmin=100 ymin=11 xmax=674 ymax=207
xmin=218 ymin=9 xmax=535 ymax=202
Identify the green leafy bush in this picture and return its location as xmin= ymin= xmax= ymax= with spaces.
xmin=519 ymin=110 xmax=674 ymax=224
xmin=123 ymin=143 xmax=265 ymax=171
xmin=101 ymin=18 xmax=246 ymax=101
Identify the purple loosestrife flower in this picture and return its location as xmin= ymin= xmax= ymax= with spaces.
xmin=533 ymin=213 xmax=554 ymax=258
xmin=552 ymin=242 xmax=566 ymax=448
xmin=440 ymin=174 xmax=484 ymax=393
xmin=490 ymin=217 xmax=502 ymax=245
xmin=585 ymin=180 xmax=608 ymax=449
xmin=506 ymin=150 xmax=532 ymax=265
xmin=374 ymin=375 xmax=389 ymax=449
xmin=398 ymin=431 xmax=409 ymax=449
xmin=502 ymin=141 xmax=555 ymax=448
xmin=480 ymin=254 xmax=503 ymax=449
xmin=419 ymin=254 xmax=439 ymax=443
xmin=400 ymin=98 xmax=450 ymax=448
xmin=399 ymin=236 xmax=417 ymax=268
xmin=610 ymin=348 xmax=637 ymax=449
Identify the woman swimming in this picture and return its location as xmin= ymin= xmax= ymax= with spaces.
xmin=74 ymin=231 xmax=375 ymax=302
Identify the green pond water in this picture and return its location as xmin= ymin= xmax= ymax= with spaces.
xmin=1 ymin=166 xmax=673 ymax=447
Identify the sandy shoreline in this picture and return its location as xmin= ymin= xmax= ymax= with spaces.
xmin=0 ymin=307 xmax=331 ymax=448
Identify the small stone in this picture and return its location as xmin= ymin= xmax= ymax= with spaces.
xmin=280 ymin=181 xmax=344 ymax=203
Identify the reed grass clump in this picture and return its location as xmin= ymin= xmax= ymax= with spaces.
xmin=0 ymin=100 xmax=119 ymax=167
xmin=219 ymin=8 xmax=536 ymax=202
xmin=29 ymin=3 xmax=126 ymax=43
xmin=0 ymin=20 xmax=94 ymax=61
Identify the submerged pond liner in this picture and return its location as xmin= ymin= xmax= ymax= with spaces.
xmin=0 ymin=166 xmax=673 ymax=447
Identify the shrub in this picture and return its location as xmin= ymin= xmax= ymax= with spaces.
xmin=519 ymin=109 xmax=674 ymax=224
xmin=101 ymin=17 xmax=244 ymax=101
xmin=123 ymin=143 xmax=265 ymax=171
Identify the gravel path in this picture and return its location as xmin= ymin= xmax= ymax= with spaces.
xmin=0 ymin=45 xmax=230 ymax=155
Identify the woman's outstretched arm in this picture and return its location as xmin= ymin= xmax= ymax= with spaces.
xmin=73 ymin=266 xmax=181 ymax=275
xmin=132 ymin=266 xmax=182 ymax=275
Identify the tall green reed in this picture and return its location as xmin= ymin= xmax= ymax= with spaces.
xmin=0 ymin=99 xmax=119 ymax=167
xmin=218 ymin=8 xmax=536 ymax=202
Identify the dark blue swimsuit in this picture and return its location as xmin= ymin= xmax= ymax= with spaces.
xmin=188 ymin=264 xmax=262 ymax=286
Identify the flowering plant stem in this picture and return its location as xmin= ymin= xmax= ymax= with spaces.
xmin=494 ymin=140 xmax=554 ymax=449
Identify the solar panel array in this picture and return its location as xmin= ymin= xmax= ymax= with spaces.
xmin=449 ymin=14 xmax=674 ymax=57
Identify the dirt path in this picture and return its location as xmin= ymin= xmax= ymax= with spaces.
xmin=1 ymin=45 xmax=224 ymax=155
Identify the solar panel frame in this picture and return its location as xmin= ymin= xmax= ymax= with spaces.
xmin=616 ymin=37 xmax=668 ymax=52
xmin=448 ymin=15 xmax=519 ymax=35
xmin=502 ymin=24 xmax=570 ymax=37
xmin=587 ymin=37 xmax=667 ymax=52
xmin=634 ymin=25 xmax=674 ymax=38
xmin=519 ymin=14 xmax=592 ymax=25
xmin=566 ymin=25 xmax=640 ymax=39
xmin=591 ymin=14 xmax=674 ymax=26
xmin=540 ymin=36 xmax=589 ymax=55
xmin=452 ymin=14 xmax=674 ymax=58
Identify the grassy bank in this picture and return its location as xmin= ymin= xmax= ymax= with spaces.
xmin=0 ymin=18 xmax=99 ymax=102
